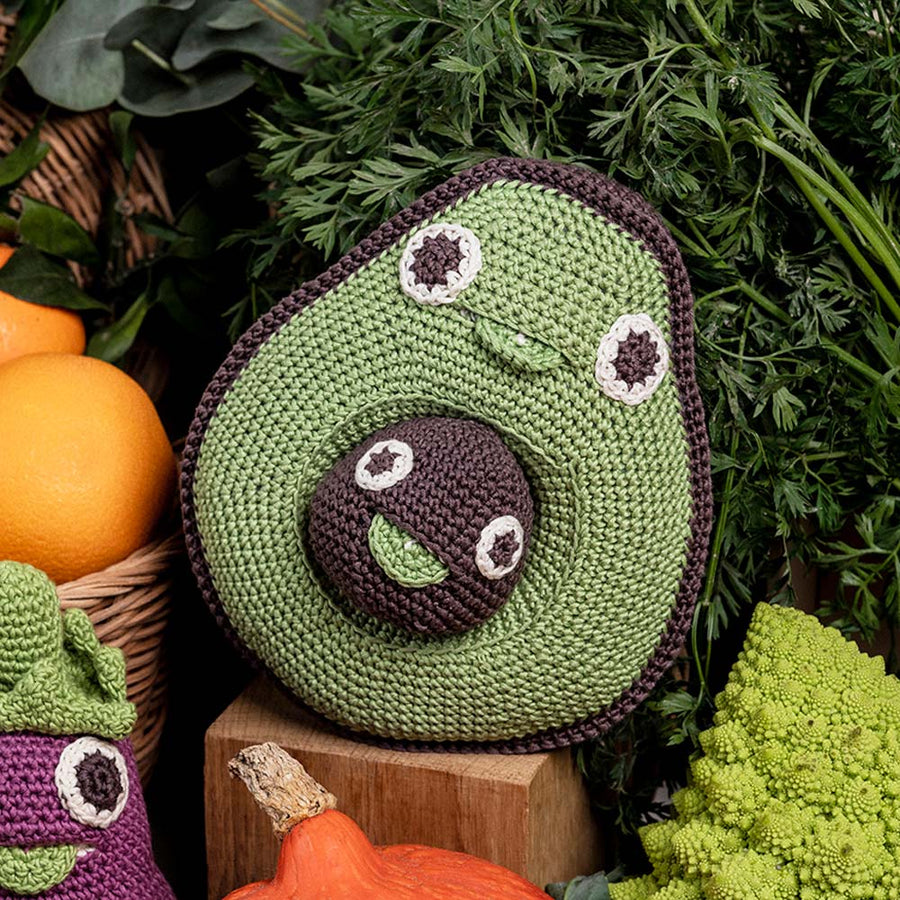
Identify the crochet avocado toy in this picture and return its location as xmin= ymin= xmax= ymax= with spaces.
xmin=182 ymin=158 xmax=712 ymax=750
xmin=0 ymin=561 xmax=174 ymax=899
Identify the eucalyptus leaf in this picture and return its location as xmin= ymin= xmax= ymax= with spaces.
xmin=105 ymin=0 xmax=219 ymax=50
xmin=0 ymin=246 xmax=107 ymax=310
xmin=87 ymin=292 xmax=153 ymax=361
xmin=0 ymin=0 xmax=64 ymax=80
xmin=172 ymin=0 xmax=325 ymax=71
xmin=109 ymin=0 xmax=255 ymax=115
xmin=207 ymin=4 xmax=267 ymax=29
xmin=119 ymin=50 xmax=253 ymax=115
xmin=18 ymin=0 xmax=147 ymax=111
xmin=18 ymin=198 xmax=100 ymax=266
xmin=104 ymin=5 xmax=189 ymax=51
xmin=0 ymin=125 xmax=49 ymax=189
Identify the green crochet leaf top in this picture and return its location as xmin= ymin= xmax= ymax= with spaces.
xmin=0 ymin=560 xmax=135 ymax=740
xmin=181 ymin=159 xmax=712 ymax=750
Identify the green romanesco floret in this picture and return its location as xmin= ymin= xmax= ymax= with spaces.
xmin=754 ymin=740 xmax=788 ymax=778
xmin=705 ymin=762 xmax=768 ymax=830
xmin=671 ymin=818 xmax=742 ymax=878
xmin=799 ymin=815 xmax=890 ymax=896
xmin=771 ymin=750 xmax=838 ymax=811
xmin=640 ymin=819 xmax=682 ymax=880
xmin=704 ymin=850 xmax=798 ymax=900
xmin=607 ymin=874 xmax=659 ymax=900
xmin=884 ymin=797 xmax=900 ymax=850
xmin=612 ymin=604 xmax=900 ymax=900
xmin=673 ymin=786 xmax=708 ymax=818
xmin=747 ymin=702 xmax=797 ymax=742
xmin=830 ymin=724 xmax=882 ymax=770
xmin=699 ymin=721 xmax=752 ymax=764
xmin=748 ymin=800 xmax=813 ymax=862
xmin=650 ymin=879 xmax=703 ymax=900
xmin=713 ymin=684 xmax=764 ymax=729
xmin=689 ymin=756 xmax=724 ymax=794
xmin=834 ymin=776 xmax=883 ymax=824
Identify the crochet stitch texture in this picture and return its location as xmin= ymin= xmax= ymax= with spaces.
xmin=0 ymin=562 xmax=174 ymax=899
xmin=182 ymin=158 xmax=713 ymax=750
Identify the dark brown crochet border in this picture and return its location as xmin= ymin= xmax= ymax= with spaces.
xmin=180 ymin=157 xmax=713 ymax=753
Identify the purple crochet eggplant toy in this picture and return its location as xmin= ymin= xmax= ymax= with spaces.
xmin=0 ymin=561 xmax=174 ymax=900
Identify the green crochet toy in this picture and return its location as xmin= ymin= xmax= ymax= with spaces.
xmin=0 ymin=560 xmax=174 ymax=899
xmin=610 ymin=604 xmax=900 ymax=900
xmin=181 ymin=158 xmax=712 ymax=750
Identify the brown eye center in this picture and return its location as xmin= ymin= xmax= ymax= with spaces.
xmin=410 ymin=233 xmax=464 ymax=287
xmin=364 ymin=447 xmax=401 ymax=477
xmin=614 ymin=329 xmax=660 ymax=388
xmin=487 ymin=530 xmax=521 ymax=569
xmin=76 ymin=751 xmax=124 ymax=812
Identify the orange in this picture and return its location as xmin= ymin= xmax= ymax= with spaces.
xmin=0 ymin=353 xmax=176 ymax=583
xmin=0 ymin=244 xmax=86 ymax=365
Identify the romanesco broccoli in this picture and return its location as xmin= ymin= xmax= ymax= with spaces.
xmin=608 ymin=603 xmax=900 ymax=900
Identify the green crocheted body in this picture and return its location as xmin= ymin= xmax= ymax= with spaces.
xmin=192 ymin=176 xmax=696 ymax=743
xmin=609 ymin=604 xmax=900 ymax=900
xmin=0 ymin=561 xmax=135 ymax=739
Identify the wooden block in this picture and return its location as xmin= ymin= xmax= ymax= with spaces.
xmin=205 ymin=676 xmax=604 ymax=899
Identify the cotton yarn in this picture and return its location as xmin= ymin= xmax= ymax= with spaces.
xmin=182 ymin=158 xmax=713 ymax=750
xmin=0 ymin=562 xmax=174 ymax=899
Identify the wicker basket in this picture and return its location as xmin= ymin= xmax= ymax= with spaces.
xmin=0 ymin=102 xmax=173 ymax=273
xmin=56 ymin=533 xmax=182 ymax=783
xmin=0 ymin=5 xmax=172 ymax=270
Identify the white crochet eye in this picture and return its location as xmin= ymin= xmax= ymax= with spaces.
xmin=355 ymin=440 xmax=414 ymax=491
xmin=56 ymin=737 xmax=129 ymax=829
xmin=399 ymin=223 xmax=482 ymax=305
xmin=595 ymin=313 xmax=669 ymax=405
xmin=476 ymin=515 xmax=525 ymax=580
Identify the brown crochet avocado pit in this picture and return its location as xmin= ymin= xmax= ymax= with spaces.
xmin=307 ymin=417 xmax=534 ymax=636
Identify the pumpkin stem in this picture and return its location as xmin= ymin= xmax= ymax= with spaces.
xmin=228 ymin=742 xmax=338 ymax=838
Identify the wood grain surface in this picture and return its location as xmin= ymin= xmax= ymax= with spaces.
xmin=205 ymin=677 xmax=603 ymax=898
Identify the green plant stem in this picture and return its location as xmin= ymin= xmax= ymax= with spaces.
xmin=772 ymin=103 xmax=900 ymax=262
xmin=680 ymin=0 xmax=900 ymax=325
xmin=130 ymin=39 xmax=192 ymax=86
xmin=671 ymin=224 xmax=888 ymax=384
xmin=755 ymin=137 xmax=900 ymax=319
xmin=693 ymin=304 xmax=753 ymax=702
xmin=250 ymin=0 xmax=309 ymax=37
xmin=508 ymin=1 xmax=538 ymax=103
xmin=819 ymin=340 xmax=888 ymax=384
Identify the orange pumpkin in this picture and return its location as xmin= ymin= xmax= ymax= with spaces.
xmin=225 ymin=744 xmax=550 ymax=899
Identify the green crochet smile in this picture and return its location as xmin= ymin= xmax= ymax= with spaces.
xmin=193 ymin=177 xmax=696 ymax=743
xmin=0 ymin=845 xmax=80 ymax=895
xmin=368 ymin=514 xmax=449 ymax=588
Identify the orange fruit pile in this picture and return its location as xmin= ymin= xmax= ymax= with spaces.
xmin=0 ymin=244 xmax=86 ymax=364
xmin=0 ymin=243 xmax=175 ymax=583
xmin=0 ymin=353 xmax=176 ymax=583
